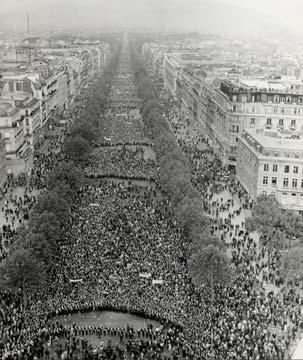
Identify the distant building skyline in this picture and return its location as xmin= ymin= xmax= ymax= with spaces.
xmin=0 ymin=0 xmax=303 ymax=39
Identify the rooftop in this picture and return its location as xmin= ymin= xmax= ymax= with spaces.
xmin=0 ymin=102 xmax=19 ymax=117
xmin=3 ymin=73 xmax=40 ymax=82
xmin=243 ymin=128 xmax=303 ymax=152
xmin=32 ymin=82 xmax=41 ymax=90
xmin=220 ymin=77 xmax=303 ymax=98
xmin=240 ymin=79 xmax=287 ymax=91
xmin=15 ymin=97 xmax=39 ymax=109
xmin=225 ymin=76 xmax=303 ymax=94
xmin=166 ymin=53 xmax=216 ymax=68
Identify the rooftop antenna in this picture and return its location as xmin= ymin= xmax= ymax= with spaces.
xmin=26 ymin=12 xmax=31 ymax=66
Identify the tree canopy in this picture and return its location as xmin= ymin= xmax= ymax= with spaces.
xmin=70 ymin=120 xmax=98 ymax=142
xmin=64 ymin=135 xmax=92 ymax=162
xmin=47 ymin=161 xmax=84 ymax=200
xmin=0 ymin=246 xmax=46 ymax=291
xmin=32 ymin=191 xmax=70 ymax=226
xmin=246 ymin=194 xmax=303 ymax=247
xmin=189 ymin=244 xmax=233 ymax=290
xmin=281 ymin=246 xmax=303 ymax=281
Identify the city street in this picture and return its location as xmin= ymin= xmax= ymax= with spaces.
xmin=1 ymin=10 xmax=303 ymax=359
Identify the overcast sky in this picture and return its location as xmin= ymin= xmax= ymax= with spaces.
xmin=0 ymin=0 xmax=302 ymax=37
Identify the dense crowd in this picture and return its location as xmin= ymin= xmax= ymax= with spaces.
xmin=85 ymin=146 xmax=155 ymax=180
xmin=2 ymin=39 xmax=303 ymax=360
xmin=26 ymin=318 xmax=183 ymax=360
xmin=0 ymin=44 xmax=189 ymax=360
xmin=99 ymin=103 xmax=148 ymax=144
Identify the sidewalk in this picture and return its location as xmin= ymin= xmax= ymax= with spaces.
xmin=292 ymin=339 xmax=303 ymax=359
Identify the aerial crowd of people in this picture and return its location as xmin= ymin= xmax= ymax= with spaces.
xmin=1 ymin=38 xmax=303 ymax=360
xmin=85 ymin=146 xmax=155 ymax=181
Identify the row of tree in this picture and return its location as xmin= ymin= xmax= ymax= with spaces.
xmin=64 ymin=42 xmax=122 ymax=162
xmin=129 ymin=41 xmax=232 ymax=293
xmin=0 ymin=42 xmax=122 ymax=292
xmin=0 ymin=162 xmax=84 ymax=291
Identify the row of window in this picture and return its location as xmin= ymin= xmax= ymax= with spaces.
xmin=264 ymin=164 xmax=301 ymax=173
xmin=263 ymin=176 xmax=303 ymax=189
xmin=251 ymin=118 xmax=297 ymax=127
xmin=264 ymin=164 xmax=277 ymax=172
xmin=262 ymin=191 xmax=303 ymax=201
xmin=267 ymin=118 xmax=296 ymax=127
xmin=248 ymin=106 xmax=303 ymax=115
xmin=264 ymin=152 xmax=301 ymax=158
xmin=284 ymin=165 xmax=299 ymax=173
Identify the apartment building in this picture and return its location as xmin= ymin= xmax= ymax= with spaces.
xmin=175 ymin=66 xmax=207 ymax=135
xmin=0 ymin=75 xmax=41 ymax=146
xmin=163 ymin=53 xmax=216 ymax=98
xmin=199 ymin=78 xmax=303 ymax=168
xmin=0 ymin=101 xmax=30 ymax=175
xmin=237 ymin=128 xmax=303 ymax=212
xmin=163 ymin=55 xmax=183 ymax=97
xmin=0 ymin=135 xmax=6 ymax=187
xmin=142 ymin=43 xmax=168 ymax=80
xmin=0 ymin=39 xmax=110 ymax=177
xmin=16 ymin=97 xmax=41 ymax=146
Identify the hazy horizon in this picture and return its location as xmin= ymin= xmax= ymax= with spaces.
xmin=0 ymin=0 xmax=302 ymax=38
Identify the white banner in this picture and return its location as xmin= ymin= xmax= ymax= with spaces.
xmin=139 ymin=272 xmax=152 ymax=278
xmin=152 ymin=279 xmax=164 ymax=285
